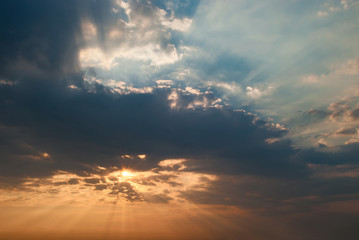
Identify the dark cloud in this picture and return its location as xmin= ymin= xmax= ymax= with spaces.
xmin=351 ymin=107 xmax=359 ymax=120
xmin=0 ymin=0 xmax=137 ymax=80
xmin=84 ymin=178 xmax=101 ymax=184
xmin=108 ymin=176 xmax=118 ymax=182
xmin=0 ymin=0 xmax=297 ymax=185
xmin=110 ymin=182 xmax=142 ymax=201
xmin=68 ymin=178 xmax=80 ymax=185
xmin=298 ymin=144 xmax=359 ymax=166
xmin=180 ymin=171 xmax=359 ymax=210
xmin=0 ymin=0 xmax=199 ymax=84
xmin=94 ymin=184 xmax=108 ymax=191
xmin=176 ymin=167 xmax=359 ymax=239
xmin=134 ymin=173 xmax=182 ymax=187
xmin=336 ymin=127 xmax=357 ymax=135
xmin=53 ymin=181 xmax=67 ymax=186
xmin=0 ymin=0 xmax=83 ymax=78
xmin=0 ymin=78 xmax=304 ymax=181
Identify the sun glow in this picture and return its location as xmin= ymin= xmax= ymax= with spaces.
xmin=121 ymin=170 xmax=133 ymax=177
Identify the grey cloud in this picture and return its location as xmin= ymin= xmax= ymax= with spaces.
xmin=84 ymin=178 xmax=101 ymax=184
xmin=351 ymin=107 xmax=359 ymax=120
xmin=0 ymin=77 xmax=306 ymax=183
xmin=135 ymin=173 xmax=183 ymax=187
xmin=68 ymin=178 xmax=80 ymax=185
xmin=307 ymin=109 xmax=329 ymax=119
xmin=94 ymin=184 xmax=108 ymax=191
xmin=299 ymin=143 xmax=359 ymax=166
xmin=336 ymin=127 xmax=357 ymax=135
xmin=181 ymin=172 xmax=359 ymax=211
xmin=108 ymin=176 xmax=118 ymax=182
xmin=0 ymin=0 xmax=86 ymax=78
xmin=53 ymin=181 xmax=68 ymax=186
xmin=110 ymin=182 xmax=142 ymax=201
xmin=0 ymin=0 xmax=181 ymax=79
xmin=143 ymin=193 xmax=173 ymax=203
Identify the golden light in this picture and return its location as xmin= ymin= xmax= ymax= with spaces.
xmin=121 ymin=170 xmax=133 ymax=177
xmin=0 ymin=161 xmax=228 ymax=239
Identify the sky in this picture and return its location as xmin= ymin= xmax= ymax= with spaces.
xmin=0 ymin=0 xmax=359 ymax=239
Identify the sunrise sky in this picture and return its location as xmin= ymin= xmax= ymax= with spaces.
xmin=1 ymin=0 xmax=359 ymax=239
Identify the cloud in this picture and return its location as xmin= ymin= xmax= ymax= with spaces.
xmin=77 ymin=0 xmax=198 ymax=69
xmin=184 ymin=0 xmax=359 ymax=141
xmin=0 ymin=0 xmax=197 ymax=80
xmin=316 ymin=0 xmax=352 ymax=17
xmin=286 ymin=95 xmax=359 ymax=149
xmin=84 ymin=178 xmax=101 ymax=184
xmin=336 ymin=127 xmax=358 ymax=135
xmin=0 ymin=78 xmax=304 ymax=182
xmin=351 ymin=107 xmax=359 ymax=119
xmin=0 ymin=0 xmax=96 ymax=78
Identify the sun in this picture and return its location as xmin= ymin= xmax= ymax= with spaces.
xmin=121 ymin=170 xmax=133 ymax=177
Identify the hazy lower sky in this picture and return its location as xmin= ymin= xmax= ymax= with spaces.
xmin=1 ymin=1 xmax=359 ymax=239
